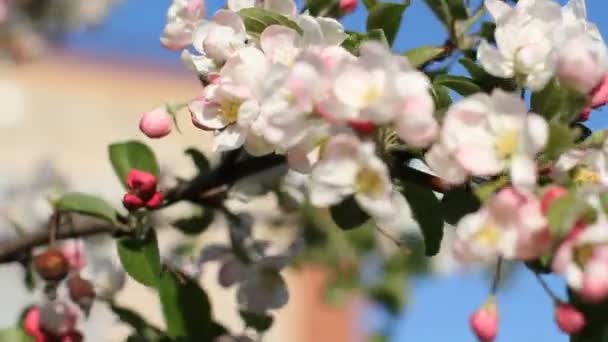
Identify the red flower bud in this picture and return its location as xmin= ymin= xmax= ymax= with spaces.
xmin=34 ymin=249 xmax=70 ymax=282
xmin=145 ymin=191 xmax=164 ymax=209
xmin=68 ymin=274 xmax=96 ymax=315
xmin=126 ymin=169 xmax=157 ymax=199
xmin=23 ymin=307 xmax=43 ymax=339
xmin=540 ymin=186 xmax=568 ymax=215
xmin=348 ymin=119 xmax=375 ymax=135
xmin=122 ymin=193 xmax=144 ymax=211
xmin=470 ymin=298 xmax=498 ymax=342
xmin=555 ymin=304 xmax=585 ymax=335
xmin=339 ymin=0 xmax=358 ymax=14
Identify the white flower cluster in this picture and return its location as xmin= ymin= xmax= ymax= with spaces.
xmin=161 ymin=0 xmax=608 ymax=301
xmin=162 ymin=0 xmax=438 ymax=222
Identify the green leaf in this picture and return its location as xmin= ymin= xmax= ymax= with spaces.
xmin=531 ymin=79 xmax=589 ymax=123
xmin=474 ymin=176 xmax=510 ymax=202
xmin=184 ymin=148 xmax=211 ymax=174
xmin=367 ymin=28 xmax=389 ymax=47
xmin=362 ymin=0 xmax=378 ymax=10
xmin=117 ymin=230 xmax=162 ymax=287
xmin=159 ymin=270 xmax=217 ymax=340
xmin=366 ymin=3 xmax=408 ymax=46
xmin=109 ymin=141 xmax=160 ymax=188
xmin=543 ymin=123 xmax=577 ymax=161
xmin=109 ymin=302 xmax=166 ymax=339
xmin=329 ymin=196 xmax=370 ymax=230
xmin=172 ymin=208 xmax=215 ymax=235
xmin=447 ymin=0 xmax=468 ymax=20
xmin=401 ymin=182 xmax=444 ymax=256
xmin=423 ymin=0 xmax=452 ymax=28
xmin=431 ymin=84 xmax=452 ymax=111
xmin=0 ymin=327 xmax=32 ymax=342
xmin=368 ymin=272 xmax=406 ymax=315
xmin=403 ymin=46 xmax=446 ymax=69
xmin=547 ymin=193 xmax=588 ymax=238
xmin=238 ymin=8 xmax=301 ymax=37
xmin=239 ymin=311 xmax=274 ymax=332
xmin=433 ymin=75 xmax=482 ymax=96
xmin=440 ymin=187 xmax=481 ymax=225
xmin=341 ymin=31 xmax=369 ymax=54
xmin=56 ymin=192 xmax=119 ymax=224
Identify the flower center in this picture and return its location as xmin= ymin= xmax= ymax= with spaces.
xmin=220 ymin=100 xmax=241 ymax=124
xmin=362 ymin=86 xmax=382 ymax=107
xmin=474 ymin=224 xmax=501 ymax=246
xmin=355 ymin=167 xmax=384 ymax=197
xmin=573 ymin=167 xmax=601 ymax=185
xmin=574 ymin=244 xmax=594 ymax=268
xmin=495 ymin=130 xmax=519 ymax=159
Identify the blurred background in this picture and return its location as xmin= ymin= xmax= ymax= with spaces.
xmin=1 ymin=0 xmax=608 ymax=341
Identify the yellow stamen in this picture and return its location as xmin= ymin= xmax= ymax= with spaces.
xmin=355 ymin=167 xmax=384 ymax=197
xmin=574 ymin=244 xmax=594 ymax=268
xmin=495 ymin=130 xmax=519 ymax=159
xmin=220 ymin=100 xmax=241 ymax=124
xmin=474 ymin=224 xmax=501 ymax=246
xmin=573 ymin=167 xmax=601 ymax=185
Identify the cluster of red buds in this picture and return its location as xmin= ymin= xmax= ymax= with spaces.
xmin=122 ymin=169 xmax=164 ymax=211
xmin=27 ymin=240 xmax=96 ymax=341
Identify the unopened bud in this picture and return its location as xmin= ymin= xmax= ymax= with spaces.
xmin=23 ymin=307 xmax=43 ymax=339
xmin=555 ymin=304 xmax=585 ymax=335
xmin=339 ymin=0 xmax=358 ymax=14
xmin=557 ymin=36 xmax=608 ymax=94
xmin=139 ymin=107 xmax=172 ymax=139
xmin=126 ymin=169 xmax=158 ymax=198
xmin=68 ymin=274 xmax=96 ymax=316
xmin=60 ymin=240 xmax=86 ymax=272
xmin=348 ymin=119 xmax=375 ymax=135
xmin=34 ymin=249 xmax=70 ymax=282
xmin=589 ymin=74 xmax=608 ymax=109
xmin=582 ymin=275 xmax=608 ymax=303
xmin=39 ymin=301 xmax=76 ymax=337
xmin=145 ymin=191 xmax=164 ymax=209
xmin=470 ymin=298 xmax=498 ymax=342
xmin=122 ymin=193 xmax=144 ymax=211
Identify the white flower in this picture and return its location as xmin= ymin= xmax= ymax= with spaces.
xmin=309 ymin=134 xmax=396 ymax=218
xmin=553 ymin=221 xmax=608 ymax=302
xmin=161 ymin=0 xmax=206 ymax=50
xmin=553 ymin=145 xmax=608 ymax=186
xmin=479 ymin=0 xmax=562 ymax=90
xmin=428 ymin=89 xmax=548 ymax=188
xmin=453 ymin=187 xmax=549 ymax=262
xmin=189 ymin=47 xmax=270 ymax=155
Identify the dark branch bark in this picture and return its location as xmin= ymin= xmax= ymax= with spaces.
xmin=0 ymin=216 xmax=120 ymax=263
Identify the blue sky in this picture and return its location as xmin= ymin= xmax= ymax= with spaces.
xmin=64 ymin=1 xmax=608 ymax=341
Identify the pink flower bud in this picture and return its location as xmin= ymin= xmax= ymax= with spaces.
xmin=555 ymin=304 xmax=585 ymax=335
xmin=470 ymin=299 xmax=498 ymax=342
xmin=126 ymin=169 xmax=158 ymax=199
xmin=540 ymin=186 xmax=568 ymax=215
xmin=122 ymin=193 xmax=144 ymax=211
xmin=187 ymin=0 xmax=205 ymax=18
xmin=23 ymin=307 xmax=43 ymax=339
xmin=348 ymin=119 xmax=375 ymax=135
xmin=139 ymin=107 xmax=172 ymax=139
xmin=145 ymin=191 xmax=164 ymax=209
xmin=339 ymin=0 xmax=358 ymax=14
xmin=557 ymin=37 xmax=607 ymax=94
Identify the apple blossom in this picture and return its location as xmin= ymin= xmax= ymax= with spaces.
xmin=309 ymin=134 xmax=397 ymax=219
xmin=479 ymin=0 xmax=562 ymax=90
xmin=428 ymin=89 xmax=547 ymax=189
xmin=552 ymin=146 xmax=608 ymax=186
xmin=453 ymin=187 xmax=548 ymax=262
xmin=553 ymin=220 xmax=608 ymax=302
xmin=161 ymin=0 xmax=206 ymax=50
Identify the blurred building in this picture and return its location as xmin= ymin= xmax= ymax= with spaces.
xmin=0 ymin=52 xmax=357 ymax=341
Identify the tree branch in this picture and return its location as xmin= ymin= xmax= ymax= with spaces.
xmin=0 ymin=216 xmax=121 ymax=263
